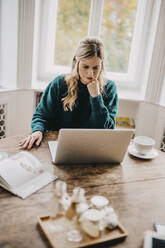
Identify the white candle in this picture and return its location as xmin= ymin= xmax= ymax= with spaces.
xmin=76 ymin=202 xmax=89 ymax=215
xmin=90 ymin=195 xmax=109 ymax=209
xmin=80 ymin=209 xmax=102 ymax=223
xmin=71 ymin=187 xmax=86 ymax=203
xmin=55 ymin=180 xmax=67 ymax=197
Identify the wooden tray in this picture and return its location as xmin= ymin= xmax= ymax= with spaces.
xmin=38 ymin=215 xmax=128 ymax=248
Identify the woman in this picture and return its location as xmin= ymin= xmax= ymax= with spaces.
xmin=19 ymin=37 xmax=118 ymax=150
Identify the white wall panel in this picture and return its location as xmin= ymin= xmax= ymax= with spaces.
xmin=136 ymin=101 xmax=165 ymax=148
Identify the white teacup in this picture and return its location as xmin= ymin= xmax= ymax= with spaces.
xmin=134 ymin=136 xmax=156 ymax=155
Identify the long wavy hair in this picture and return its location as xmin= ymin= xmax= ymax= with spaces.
xmin=62 ymin=37 xmax=106 ymax=111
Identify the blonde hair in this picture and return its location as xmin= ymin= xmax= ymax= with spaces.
xmin=62 ymin=37 xmax=106 ymax=111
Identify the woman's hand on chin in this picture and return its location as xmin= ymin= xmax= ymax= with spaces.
xmin=87 ymin=80 xmax=100 ymax=97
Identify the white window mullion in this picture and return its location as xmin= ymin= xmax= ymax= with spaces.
xmin=88 ymin=0 xmax=104 ymax=37
xmin=46 ymin=0 xmax=58 ymax=71
xmin=0 ymin=0 xmax=18 ymax=89
xmin=145 ymin=0 xmax=165 ymax=104
xmin=127 ymin=0 xmax=149 ymax=80
xmin=37 ymin=0 xmax=58 ymax=80
xmin=17 ymin=0 xmax=35 ymax=89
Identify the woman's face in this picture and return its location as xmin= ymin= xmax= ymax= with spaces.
xmin=78 ymin=56 xmax=102 ymax=85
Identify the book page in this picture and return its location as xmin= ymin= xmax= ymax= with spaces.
xmin=13 ymin=171 xmax=57 ymax=199
xmin=0 ymin=151 xmax=45 ymax=189
xmin=0 ymin=150 xmax=9 ymax=161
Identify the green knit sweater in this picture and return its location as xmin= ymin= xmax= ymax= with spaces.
xmin=31 ymin=75 xmax=118 ymax=133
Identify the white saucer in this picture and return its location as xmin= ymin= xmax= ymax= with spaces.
xmin=128 ymin=144 xmax=158 ymax=159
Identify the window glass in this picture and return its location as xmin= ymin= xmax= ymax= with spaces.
xmin=101 ymin=0 xmax=138 ymax=73
xmin=54 ymin=0 xmax=90 ymax=66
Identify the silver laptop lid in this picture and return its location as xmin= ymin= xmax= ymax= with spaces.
xmin=50 ymin=129 xmax=134 ymax=164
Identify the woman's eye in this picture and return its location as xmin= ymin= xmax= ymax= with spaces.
xmin=93 ymin=66 xmax=99 ymax=70
xmin=83 ymin=66 xmax=89 ymax=69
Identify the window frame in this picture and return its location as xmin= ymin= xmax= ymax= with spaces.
xmin=34 ymin=0 xmax=161 ymax=92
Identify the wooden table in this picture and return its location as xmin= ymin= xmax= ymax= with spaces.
xmin=0 ymin=132 xmax=165 ymax=248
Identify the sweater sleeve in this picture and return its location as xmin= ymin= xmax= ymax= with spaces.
xmin=89 ymin=80 xmax=118 ymax=129
xmin=31 ymin=77 xmax=61 ymax=133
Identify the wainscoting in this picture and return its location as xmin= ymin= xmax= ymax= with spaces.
xmin=0 ymin=90 xmax=164 ymax=149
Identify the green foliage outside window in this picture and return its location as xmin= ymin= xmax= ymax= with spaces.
xmin=54 ymin=0 xmax=138 ymax=73
xmin=101 ymin=0 xmax=138 ymax=72
xmin=54 ymin=0 xmax=90 ymax=67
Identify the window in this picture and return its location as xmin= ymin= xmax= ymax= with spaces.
xmin=0 ymin=0 xmax=18 ymax=89
xmin=54 ymin=0 xmax=90 ymax=67
xmin=34 ymin=0 xmax=161 ymax=93
xmin=101 ymin=0 xmax=138 ymax=73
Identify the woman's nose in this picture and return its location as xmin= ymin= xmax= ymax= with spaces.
xmin=88 ymin=69 xmax=94 ymax=77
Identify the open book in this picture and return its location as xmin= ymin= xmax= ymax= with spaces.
xmin=0 ymin=151 xmax=57 ymax=199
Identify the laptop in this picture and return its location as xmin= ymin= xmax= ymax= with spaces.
xmin=48 ymin=129 xmax=134 ymax=164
